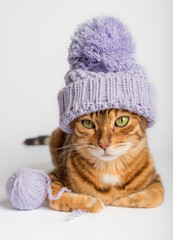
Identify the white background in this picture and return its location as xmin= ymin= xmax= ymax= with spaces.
xmin=0 ymin=0 xmax=173 ymax=239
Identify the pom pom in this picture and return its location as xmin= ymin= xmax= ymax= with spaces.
xmin=6 ymin=168 xmax=71 ymax=210
xmin=68 ymin=16 xmax=136 ymax=73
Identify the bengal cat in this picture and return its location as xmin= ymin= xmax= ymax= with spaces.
xmin=25 ymin=108 xmax=164 ymax=212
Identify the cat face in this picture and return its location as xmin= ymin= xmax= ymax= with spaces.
xmin=70 ymin=109 xmax=146 ymax=162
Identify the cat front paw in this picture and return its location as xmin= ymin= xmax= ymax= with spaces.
xmin=82 ymin=196 xmax=104 ymax=213
xmin=49 ymin=192 xmax=104 ymax=213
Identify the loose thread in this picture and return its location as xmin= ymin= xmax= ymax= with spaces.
xmin=66 ymin=209 xmax=87 ymax=221
xmin=42 ymin=169 xmax=71 ymax=200
xmin=47 ymin=185 xmax=71 ymax=200
xmin=44 ymin=171 xmax=87 ymax=221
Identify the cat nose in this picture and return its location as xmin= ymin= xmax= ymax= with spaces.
xmin=98 ymin=142 xmax=110 ymax=150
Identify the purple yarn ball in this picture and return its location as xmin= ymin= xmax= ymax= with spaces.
xmin=68 ymin=16 xmax=136 ymax=73
xmin=6 ymin=168 xmax=50 ymax=210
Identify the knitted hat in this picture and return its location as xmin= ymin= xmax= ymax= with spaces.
xmin=58 ymin=17 xmax=157 ymax=133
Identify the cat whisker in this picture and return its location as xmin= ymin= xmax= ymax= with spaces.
xmin=50 ymin=142 xmax=93 ymax=152
xmin=50 ymin=144 xmax=80 ymax=152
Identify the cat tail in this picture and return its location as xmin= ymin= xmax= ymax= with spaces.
xmin=23 ymin=135 xmax=50 ymax=146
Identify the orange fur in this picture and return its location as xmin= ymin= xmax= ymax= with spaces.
xmin=48 ymin=109 xmax=164 ymax=212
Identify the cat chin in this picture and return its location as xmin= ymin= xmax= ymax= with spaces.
xmin=88 ymin=150 xmax=122 ymax=161
xmin=98 ymin=154 xmax=121 ymax=161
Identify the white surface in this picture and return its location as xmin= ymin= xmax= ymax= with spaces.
xmin=0 ymin=0 xmax=173 ymax=239
xmin=0 ymin=146 xmax=173 ymax=240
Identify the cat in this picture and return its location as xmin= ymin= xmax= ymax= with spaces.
xmin=24 ymin=108 xmax=164 ymax=212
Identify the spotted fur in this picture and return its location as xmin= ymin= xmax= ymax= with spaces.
xmin=47 ymin=109 xmax=164 ymax=212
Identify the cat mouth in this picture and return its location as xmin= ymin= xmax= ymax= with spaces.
xmin=99 ymin=153 xmax=117 ymax=160
xmin=98 ymin=153 xmax=118 ymax=161
xmin=101 ymin=153 xmax=113 ymax=157
xmin=88 ymin=148 xmax=124 ymax=161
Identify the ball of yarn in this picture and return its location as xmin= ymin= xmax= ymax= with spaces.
xmin=6 ymin=168 xmax=71 ymax=210
xmin=68 ymin=16 xmax=136 ymax=73
xmin=6 ymin=168 xmax=50 ymax=210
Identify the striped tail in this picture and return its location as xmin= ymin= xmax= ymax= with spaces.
xmin=24 ymin=135 xmax=50 ymax=146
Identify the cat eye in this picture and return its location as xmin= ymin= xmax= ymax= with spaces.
xmin=115 ymin=116 xmax=129 ymax=127
xmin=82 ymin=120 xmax=95 ymax=129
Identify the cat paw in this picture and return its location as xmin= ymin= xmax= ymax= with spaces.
xmin=48 ymin=190 xmax=104 ymax=213
xmin=82 ymin=196 xmax=104 ymax=213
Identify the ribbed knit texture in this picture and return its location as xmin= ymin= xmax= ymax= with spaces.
xmin=58 ymin=17 xmax=157 ymax=133
xmin=58 ymin=64 xmax=156 ymax=133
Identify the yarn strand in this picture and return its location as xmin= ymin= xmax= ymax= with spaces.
xmin=47 ymin=186 xmax=71 ymax=200
xmin=66 ymin=209 xmax=87 ymax=221
xmin=6 ymin=167 xmax=88 ymax=221
xmin=41 ymin=169 xmax=72 ymax=200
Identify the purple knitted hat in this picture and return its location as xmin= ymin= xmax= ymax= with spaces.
xmin=58 ymin=17 xmax=157 ymax=133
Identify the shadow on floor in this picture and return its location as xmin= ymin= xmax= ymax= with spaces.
xmin=0 ymin=199 xmax=14 ymax=210
xmin=0 ymin=198 xmax=50 ymax=211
